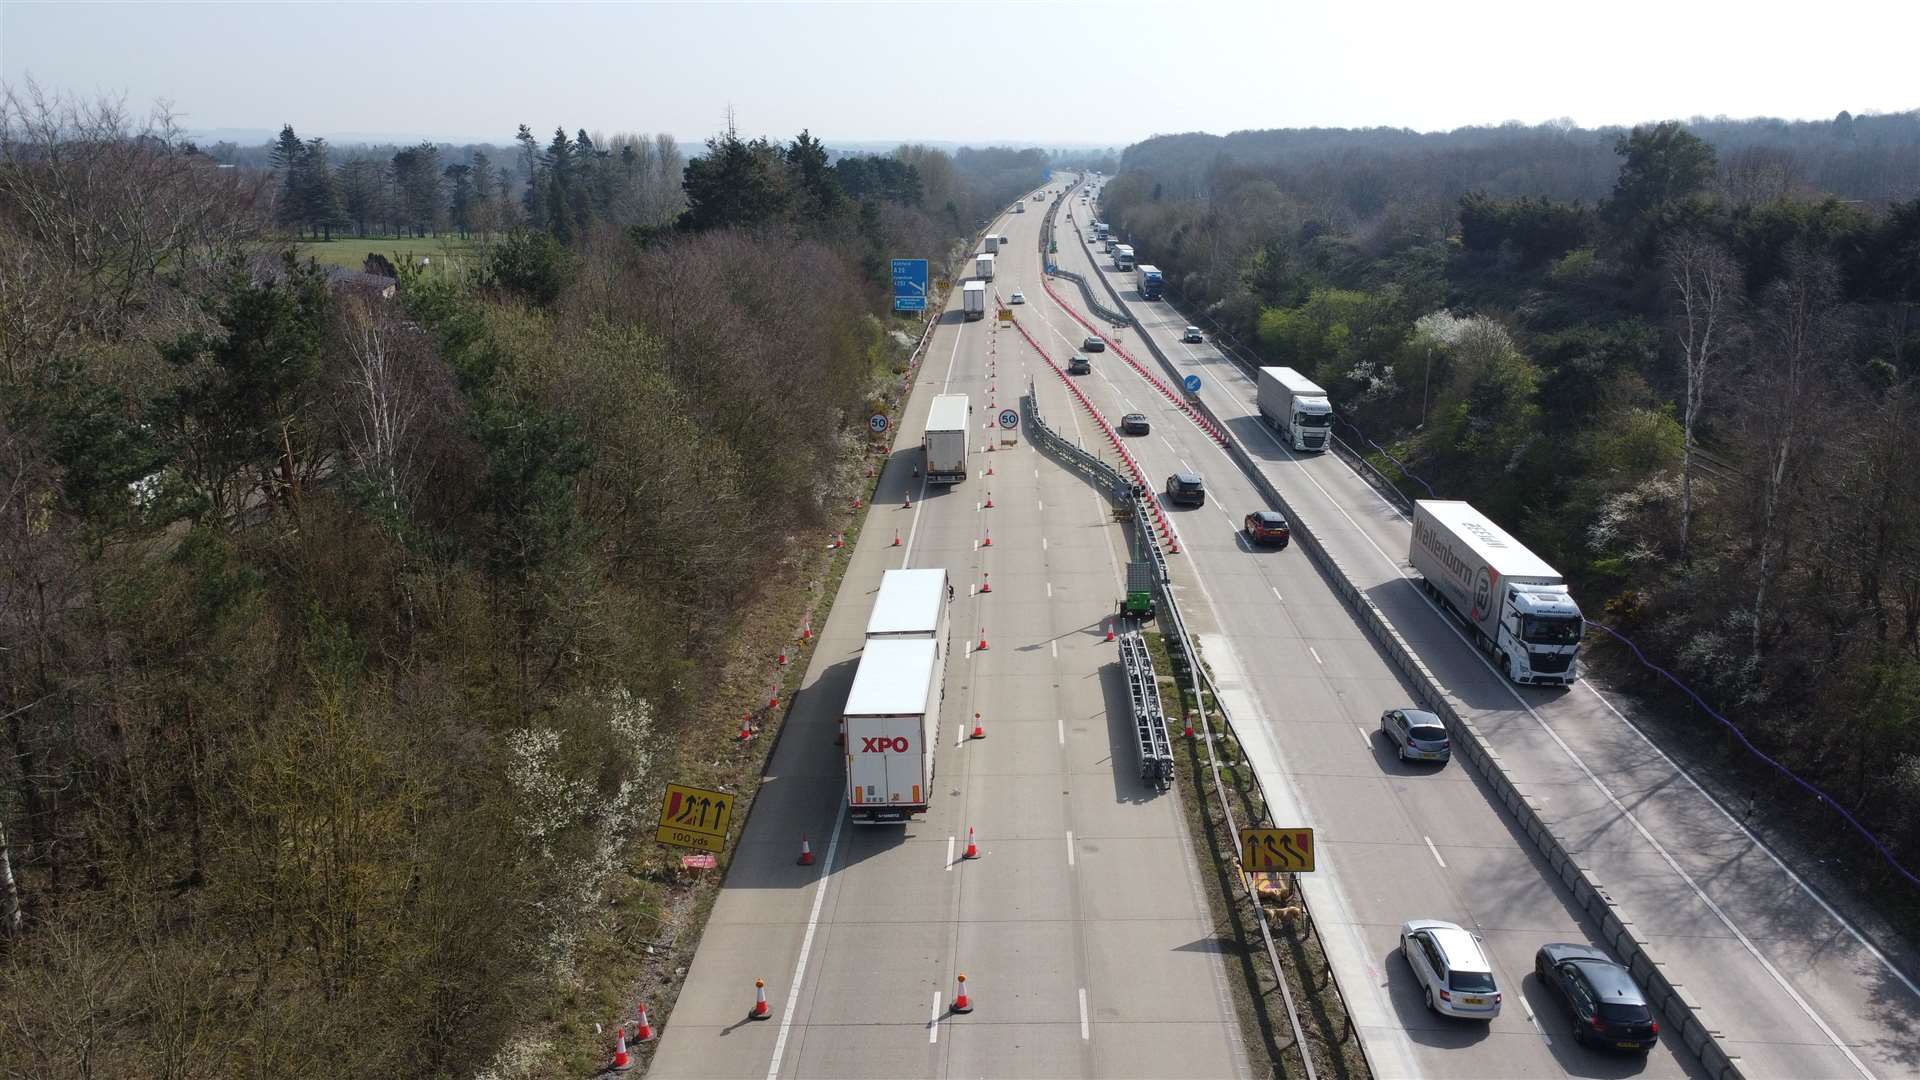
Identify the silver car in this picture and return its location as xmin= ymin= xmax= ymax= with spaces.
xmin=1381 ymin=708 xmax=1450 ymax=763
xmin=1401 ymin=919 xmax=1502 ymax=1020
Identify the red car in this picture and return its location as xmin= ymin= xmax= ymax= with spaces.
xmin=1244 ymin=511 xmax=1291 ymax=546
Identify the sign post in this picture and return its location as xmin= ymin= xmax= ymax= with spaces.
xmin=891 ymin=259 xmax=930 ymax=313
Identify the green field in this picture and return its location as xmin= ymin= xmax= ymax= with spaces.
xmin=291 ymin=235 xmax=485 ymax=275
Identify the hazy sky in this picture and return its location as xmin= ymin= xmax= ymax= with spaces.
xmin=4 ymin=0 xmax=1917 ymax=147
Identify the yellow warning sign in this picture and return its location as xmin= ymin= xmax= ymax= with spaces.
xmin=657 ymin=782 xmax=735 ymax=853
xmin=998 ymin=307 xmax=1013 ymax=323
xmin=1241 ymin=827 xmax=1315 ymax=873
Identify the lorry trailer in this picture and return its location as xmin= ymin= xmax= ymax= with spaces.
xmin=843 ymin=637 xmax=944 ymax=821
xmin=1408 ymin=500 xmax=1583 ymax=686
xmin=1136 ymin=264 xmax=1163 ymax=300
xmin=962 ymin=280 xmax=986 ymax=321
xmin=983 ymin=234 xmax=1000 ymax=254
xmin=974 ymin=252 xmax=995 ymax=281
xmin=923 ymin=394 xmax=971 ymax=484
xmin=1255 ymin=367 xmax=1333 ymax=452
xmin=866 ymin=567 xmax=951 ymax=641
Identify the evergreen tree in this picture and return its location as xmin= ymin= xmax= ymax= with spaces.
xmin=297 ymin=137 xmax=348 ymax=241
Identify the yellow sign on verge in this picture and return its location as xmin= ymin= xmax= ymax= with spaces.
xmin=1241 ymin=827 xmax=1315 ymax=873
xmin=657 ymin=782 xmax=735 ymax=853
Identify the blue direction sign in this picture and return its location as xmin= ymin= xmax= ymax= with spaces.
xmin=1183 ymin=374 xmax=1203 ymax=394
xmin=892 ymin=258 xmax=929 ymax=312
xmin=998 ymin=408 xmax=1020 ymax=430
xmin=869 ymin=413 xmax=889 ymax=434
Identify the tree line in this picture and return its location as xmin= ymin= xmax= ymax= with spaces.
xmin=1101 ymin=112 xmax=1920 ymax=924
xmin=0 ymin=83 xmax=1047 ymax=1077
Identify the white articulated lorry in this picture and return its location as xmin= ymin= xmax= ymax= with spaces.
xmin=1256 ymin=367 xmax=1333 ymax=452
xmin=974 ymin=252 xmax=995 ymax=281
xmin=865 ymin=567 xmax=952 ymax=641
xmin=843 ymin=637 xmax=944 ymax=822
xmin=962 ymin=280 xmax=986 ymax=321
xmin=1409 ymin=500 xmax=1584 ymax=686
xmin=924 ymin=393 xmax=970 ymax=484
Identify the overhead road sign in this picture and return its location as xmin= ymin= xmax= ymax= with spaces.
xmin=1241 ymin=827 xmax=1315 ymax=872
xmin=892 ymin=258 xmax=929 ymax=312
xmin=658 ymin=782 xmax=735 ymax=853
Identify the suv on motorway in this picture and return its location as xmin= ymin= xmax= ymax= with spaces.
xmin=1182 ymin=325 xmax=1204 ymax=343
xmin=1164 ymin=471 xmax=1206 ymax=507
xmin=1534 ymin=944 xmax=1659 ymax=1052
xmin=1243 ymin=511 xmax=1290 ymax=546
xmin=1120 ymin=413 xmax=1150 ymax=435
xmin=1380 ymin=708 xmax=1449 ymax=763
xmin=1082 ymin=336 xmax=1106 ymax=352
xmin=1066 ymin=355 xmax=1091 ymax=375
xmin=1401 ymin=920 xmax=1501 ymax=1020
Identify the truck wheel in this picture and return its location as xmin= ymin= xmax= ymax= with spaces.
xmin=1502 ymin=654 xmax=1515 ymax=682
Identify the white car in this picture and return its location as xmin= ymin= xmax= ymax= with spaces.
xmin=1009 ymin=291 xmax=1026 ymax=304
xmin=1401 ymin=919 xmax=1502 ymax=1020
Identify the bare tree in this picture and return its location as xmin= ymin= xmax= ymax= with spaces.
xmin=338 ymin=298 xmax=431 ymax=516
xmin=1665 ymin=231 xmax=1743 ymax=563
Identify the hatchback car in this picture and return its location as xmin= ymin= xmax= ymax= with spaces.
xmin=1381 ymin=708 xmax=1450 ymax=763
xmin=1402 ymin=920 xmax=1501 ymax=1020
xmin=1243 ymin=511 xmax=1290 ymax=546
xmin=1182 ymin=326 xmax=1204 ymax=343
xmin=1082 ymin=336 xmax=1106 ymax=352
xmin=1120 ymin=413 xmax=1151 ymax=435
xmin=1164 ymin=471 xmax=1206 ymax=507
xmin=1535 ymin=944 xmax=1659 ymax=1052
xmin=1066 ymin=355 xmax=1091 ymax=375
xmin=1009 ymin=291 xmax=1026 ymax=304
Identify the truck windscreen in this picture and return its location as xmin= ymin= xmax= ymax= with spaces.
xmin=1523 ymin=616 xmax=1583 ymax=645
xmin=1296 ymin=411 xmax=1333 ymax=428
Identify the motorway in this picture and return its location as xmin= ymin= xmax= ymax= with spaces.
xmin=1054 ymin=186 xmax=1920 ymax=1079
xmin=646 ymin=185 xmax=1251 ymax=1079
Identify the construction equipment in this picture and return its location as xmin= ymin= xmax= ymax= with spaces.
xmin=1119 ymin=630 xmax=1175 ymax=790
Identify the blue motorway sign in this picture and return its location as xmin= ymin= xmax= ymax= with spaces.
xmin=892 ymin=258 xmax=930 ymax=312
xmin=1183 ymin=374 xmax=1203 ymax=394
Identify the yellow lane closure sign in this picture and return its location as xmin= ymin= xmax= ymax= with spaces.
xmin=1240 ymin=827 xmax=1315 ymax=873
xmin=657 ymin=783 xmax=734 ymax=853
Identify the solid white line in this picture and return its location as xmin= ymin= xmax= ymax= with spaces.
xmin=1066 ymin=831 xmax=1076 ymax=867
xmin=1308 ymin=646 xmax=1323 ymax=666
xmin=929 ymin=991 xmax=943 ymax=1043
xmin=1078 ymin=987 xmax=1090 ymax=1040
xmin=765 ymin=805 xmax=847 ymax=1080
xmin=1424 ymin=836 xmax=1446 ymax=868
xmin=946 ymin=835 xmax=955 ymax=870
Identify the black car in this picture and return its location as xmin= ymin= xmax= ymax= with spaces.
xmin=1120 ymin=413 xmax=1150 ymax=435
xmin=1082 ymin=336 xmax=1106 ymax=352
xmin=1243 ymin=510 xmax=1290 ymax=546
xmin=1165 ymin=471 xmax=1206 ymax=507
xmin=1067 ymin=354 xmax=1091 ymax=375
xmin=1534 ymin=944 xmax=1659 ymax=1052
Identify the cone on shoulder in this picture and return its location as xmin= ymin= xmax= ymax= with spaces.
xmin=750 ymin=978 xmax=772 ymax=1020
xmin=633 ymin=1002 xmax=656 ymax=1042
xmin=609 ymin=1025 xmax=633 ymax=1071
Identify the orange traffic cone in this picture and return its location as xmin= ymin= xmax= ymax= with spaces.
xmin=981 ymin=572 xmax=991 ymax=594
xmin=977 ymin=628 xmax=989 ymax=651
xmin=971 ymin=713 xmax=986 ymax=739
xmin=778 ymin=650 xmax=788 ymax=667
xmin=738 ymin=714 xmax=754 ymax=742
xmin=750 ymin=979 xmax=772 ymax=1020
xmin=854 ymin=496 xmax=862 ymax=510
xmin=798 ymin=835 xmax=815 ymax=866
xmin=963 ymin=827 xmax=980 ymax=860
xmin=982 ymin=529 xmax=992 ymax=547
xmin=985 ymin=491 xmax=994 ymax=508
xmin=904 ymin=491 xmax=913 ymax=509
xmin=1184 ymin=717 xmax=1196 ymax=739
xmin=893 ymin=528 xmax=901 ymax=547
xmin=634 ymin=1003 xmax=655 ymax=1042
xmin=986 ymin=462 xmax=994 ymax=475
xmin=1106 ymin=620 xmax=1116 ymax=643
xmin=801 ymin=618 xmax=813 ymax=641
xmin=768 ymin=686 xmax=779 ymax=710
xmin=952 ymin=974 xmax=974 ymax=1013
xmin=610 ymin=1025 xmax=633 ymax=1070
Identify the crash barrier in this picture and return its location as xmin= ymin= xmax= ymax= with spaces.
xmin=1048 ymin=265 xmax=1132 ymax=328
xmin=1119 ymin=630 xmax=1175 ymax=789
xmin=1076 ymin=229 xmax=1744 ymax=1080
xmin=1039 ymin=277 xmax=1229 ymax=449
xmin=1018 ymin=385 xmax=1133 ymax=505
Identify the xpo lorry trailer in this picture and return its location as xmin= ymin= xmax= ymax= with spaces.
xmin=1409 ymin=500 xmax=1584 ymax=686
xmin=962 ymin=280 xmax=986 ymax=321
xmin=1256 ymin=367 xmax=1333 ymax=452
xmin=924 ymin=394 xmax=970 ymax=483
xmin=844 ymin=637 xmax=944 ymax=822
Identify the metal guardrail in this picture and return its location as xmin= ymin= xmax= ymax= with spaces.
xmin=1049 ymin=266 xmax=1132 ymax=328
xmin=1019 ymin=384 xmax=1134 ymax=504
xmin=1120 ymin=631 xmax=1175 ymax=789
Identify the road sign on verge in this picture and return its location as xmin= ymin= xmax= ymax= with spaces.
xmin=658 ymin=782 xmax=735 ymax=853
xmin=998 ymin=408 xmax=1020 ymax=430
xmin=869 ymin=413 xmax=889 ymax=434
xmin=892 ymin=258 xmax=930 ymax=313
xmin=1241 ymin=827 xmax=1314 ymax=872
xmin=1183 ymin=374 xmax=1203 ymax=394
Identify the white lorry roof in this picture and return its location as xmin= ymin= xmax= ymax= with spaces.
xmin=867 ymin=568 xmax=947 ymax=637
xmin=845 ymin=638 xmax=938 ymax=715
xmin=962 ymin=281 xmax=986 ymax=293
xmin=1416 ymin=500 xmax=1561 ymax=580
xmin=1260 ymin=367 xmax=1328 ymax=397
xmin=927 ymin=393 xmax=969 ymax=432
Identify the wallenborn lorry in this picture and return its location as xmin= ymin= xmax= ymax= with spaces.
xmin=974 ymin=252 xmax=995 ymax=281
xmin=1409 ymin=500 xmax=1584 ymax=686
xmin=1256 ymin=367 xmax=1333 ymax=452
xmin=1136 ymin=265 xmax=1163 ymax=300
xmin=844 ymin=636 xmax=945 ymax=822
xmin=924 ymin=393 xmax=970 ymax=483
xmin=962 ymin=280 xmax=986 ymax=321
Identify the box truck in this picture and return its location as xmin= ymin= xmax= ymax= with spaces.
xmin=984 ymin=234 xmax=1001 ymax=254
xmin=1256 ymin=367 xmax=1333 ymax=452
xmin=1137 ymin=265 xmax=1163 ymax=300
xmin=1114 ymin=244 xmax=1135 ymax=271
xmin=924 ymin=393 xmax=970 ymax=483
xmin=974 ymin=252 xmax=995 ymax=281
xmin=844 ymin=637 xmax=944 ymax=822
xmin=962 ymin=280 xmax=986 ymax=321
xmin=1409 ymin=500 xmax=1584 ymax=686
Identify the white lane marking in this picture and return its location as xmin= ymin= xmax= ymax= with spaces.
xmin=1051 ymin=639 xmax=1058 ymax=658
xmin=1271 ymin=586 xmax=1283 ymax=603
xmin=1357 ymin=724 xmax=1374 ymax=751
xmin=1037 ymin=499 xmax=1044 ymax=511
xmin=1042 ymin=537 xmax=1049 ymax=551
xmin=1057 ymin=713 xmax=1065 ymax=745
xmin=929 ymin=991 xmax=943 ymax=1043
xmin=1033 ymin=468 xmax=1040 ymax=479
xmin=1046 ymin=581 xmax=1054 ymax=598
xmin=1424 ymin=836 xmax=1447 ymax=868
xmin=1522 ymin=998 xmax=1550 ymax=1045
xmin=1066 ymin=831 xmax=1076 ymax=867
xmin=1078 ymin=987 xmax=1090 ymax=1040
xmin=765 ymin=805 xmax=848 ymax=1080
xmin=946 ymin=835 xmax=955 ymax=870
xmin=1308 ymin=646 xmax=1323 ymax=665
